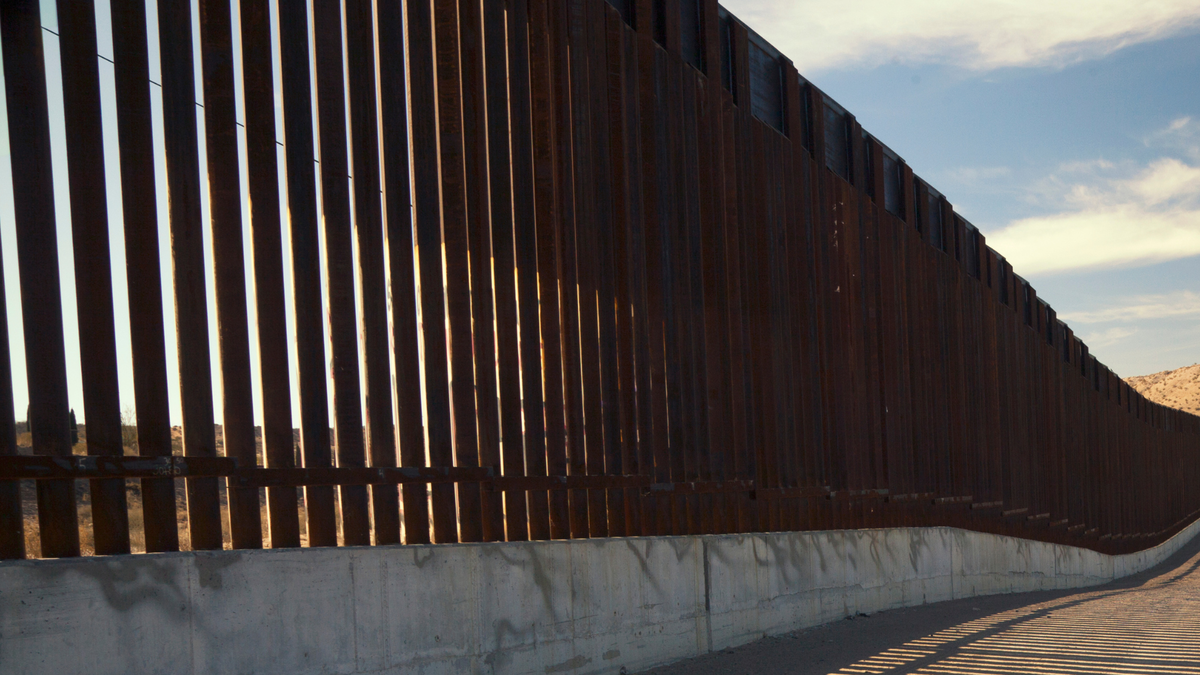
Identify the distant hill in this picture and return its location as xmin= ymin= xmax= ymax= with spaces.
xmin=1125 ymin=364 xmax=1200 ymax=417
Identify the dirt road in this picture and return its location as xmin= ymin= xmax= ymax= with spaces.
xmin=641 ymin=532 xmax=1200 ymax=674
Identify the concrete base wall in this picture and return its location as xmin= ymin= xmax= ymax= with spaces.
xmin=3 ymin=520 xmax=1198 ymax=674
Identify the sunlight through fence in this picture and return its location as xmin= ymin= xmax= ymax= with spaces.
xmin=0 ymin=0 xmax=1197 ymax=560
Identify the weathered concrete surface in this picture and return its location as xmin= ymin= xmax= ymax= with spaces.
xmin=644 ymin=522 xmax=1200 ymax=674
xmin=2 ymin=521 xmax=1197 ymax=674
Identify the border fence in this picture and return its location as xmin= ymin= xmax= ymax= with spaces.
xmin=1 ymin=0 xmax=1197 ymax=561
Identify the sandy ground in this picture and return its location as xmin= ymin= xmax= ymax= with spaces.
xmin=1126 ymin=363 xmax=1200 ymax=416
xmin=640 ymin=531 xmax=1200 ymax=674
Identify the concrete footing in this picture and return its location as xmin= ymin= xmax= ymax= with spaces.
xmin=3 ymin=520 xmax=1198 ymax=674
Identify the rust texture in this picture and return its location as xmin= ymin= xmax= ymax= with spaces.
xmin=0 ymin=0 xmax=1196 ymax=559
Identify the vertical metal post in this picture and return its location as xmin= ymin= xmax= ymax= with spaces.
xmin=0 ymin=0 xmax=80 ymax=558
xmin=239 ymin=0 xmax=300 ymax=548
xmin=377 ymin=0 xmax=431 ymax=545
xmin=457 ymin=0 xmax=505 ymax=542
xmin=157 ymin=0 xmax=223 ymax=551
xmin=484 ymin=0 xmax=530 ymax=542
xmin=311 ymin=0 xmax=371 ymax=547
xmin=57 ymin=0 xmax=130 ymax=555
xmin=0 ymin=229 xmax=23 ymax=559
xmin=344 ymin=0 xmax=402 ymax=545
xmin=199 ymin=0 xmax=263 ymax=549
xmin=276 ymin=0 xmax=337 ymax=547
xmin=433 ymin=0 xmax=484 ymax=543
xmin=110 ymin=0 xmax=178 ymax=553
xmin=408 ymin=0 xmax=459 ymax=543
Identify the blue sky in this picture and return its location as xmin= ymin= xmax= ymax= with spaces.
xmin=2 ymin=0 xmax=1199 ymax=425
xmin=725 ymin=0 xmax=1200 ymax=378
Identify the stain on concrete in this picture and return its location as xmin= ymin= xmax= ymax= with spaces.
xmin=485 ymin=617 xmax=541 ymax=671
xmin=491 ymin=617 xmax=536 ymax=655
xmin=194 ymin=551 xmax=241 ymax=590
xmin=625 ymin=539 xmax=653 ymax=578
xmin=702 ymin=540 xmax=712 ymax=614
xmin=665 ymin=537 xmax=695 ymax=563
xmin=412 ymin=547 xmax=435 ymax=569
xmin=815 ymin=535 xmax=830 ymax=574
xmin=757 ymin=535 xmax=796 ymax=589
xmin=29 ymin=555 xmax=192 ymax=620
xmin=846 ymin=534 xmax=860 ymax=573
xmin=752 ymin=537 xmax=771 ymax=568
xmin=624 ymin=539 xmax=666 ymax=597
xmin=545 ymin=654 xmax=592 ymax=672
xmin=8 ymin=523 xmax=1195 ymax=675
xmin=483 ymin=649 xmax=510 ymax=669
xmin=869 ymin=535 xmax=884 ymax=570
xmin=911 ymin=529 xmax=933 ymax=574
xmin=492 ymin=542 xmax=558 ymax=618
xmin=912 ymin=531 xmax=927 ymax=573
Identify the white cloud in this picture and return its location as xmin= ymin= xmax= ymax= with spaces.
xmin=1145 ymin=116 xmax=1200 ymax=161
xmin=1061 ymin=292 xmax=1200 ymax=374
xmin=943 ymin=166 xmax=1012 ymax=184
xmin=722 ymin=0 xmax=1200 ymax=73
xmin=1076 ymin=326 xmax=1138 ymax=349
xmin=986 ymin=155 xmax=1200 ymax=275
xmin=1060 ymin=291 xmax=1200 ymax=323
